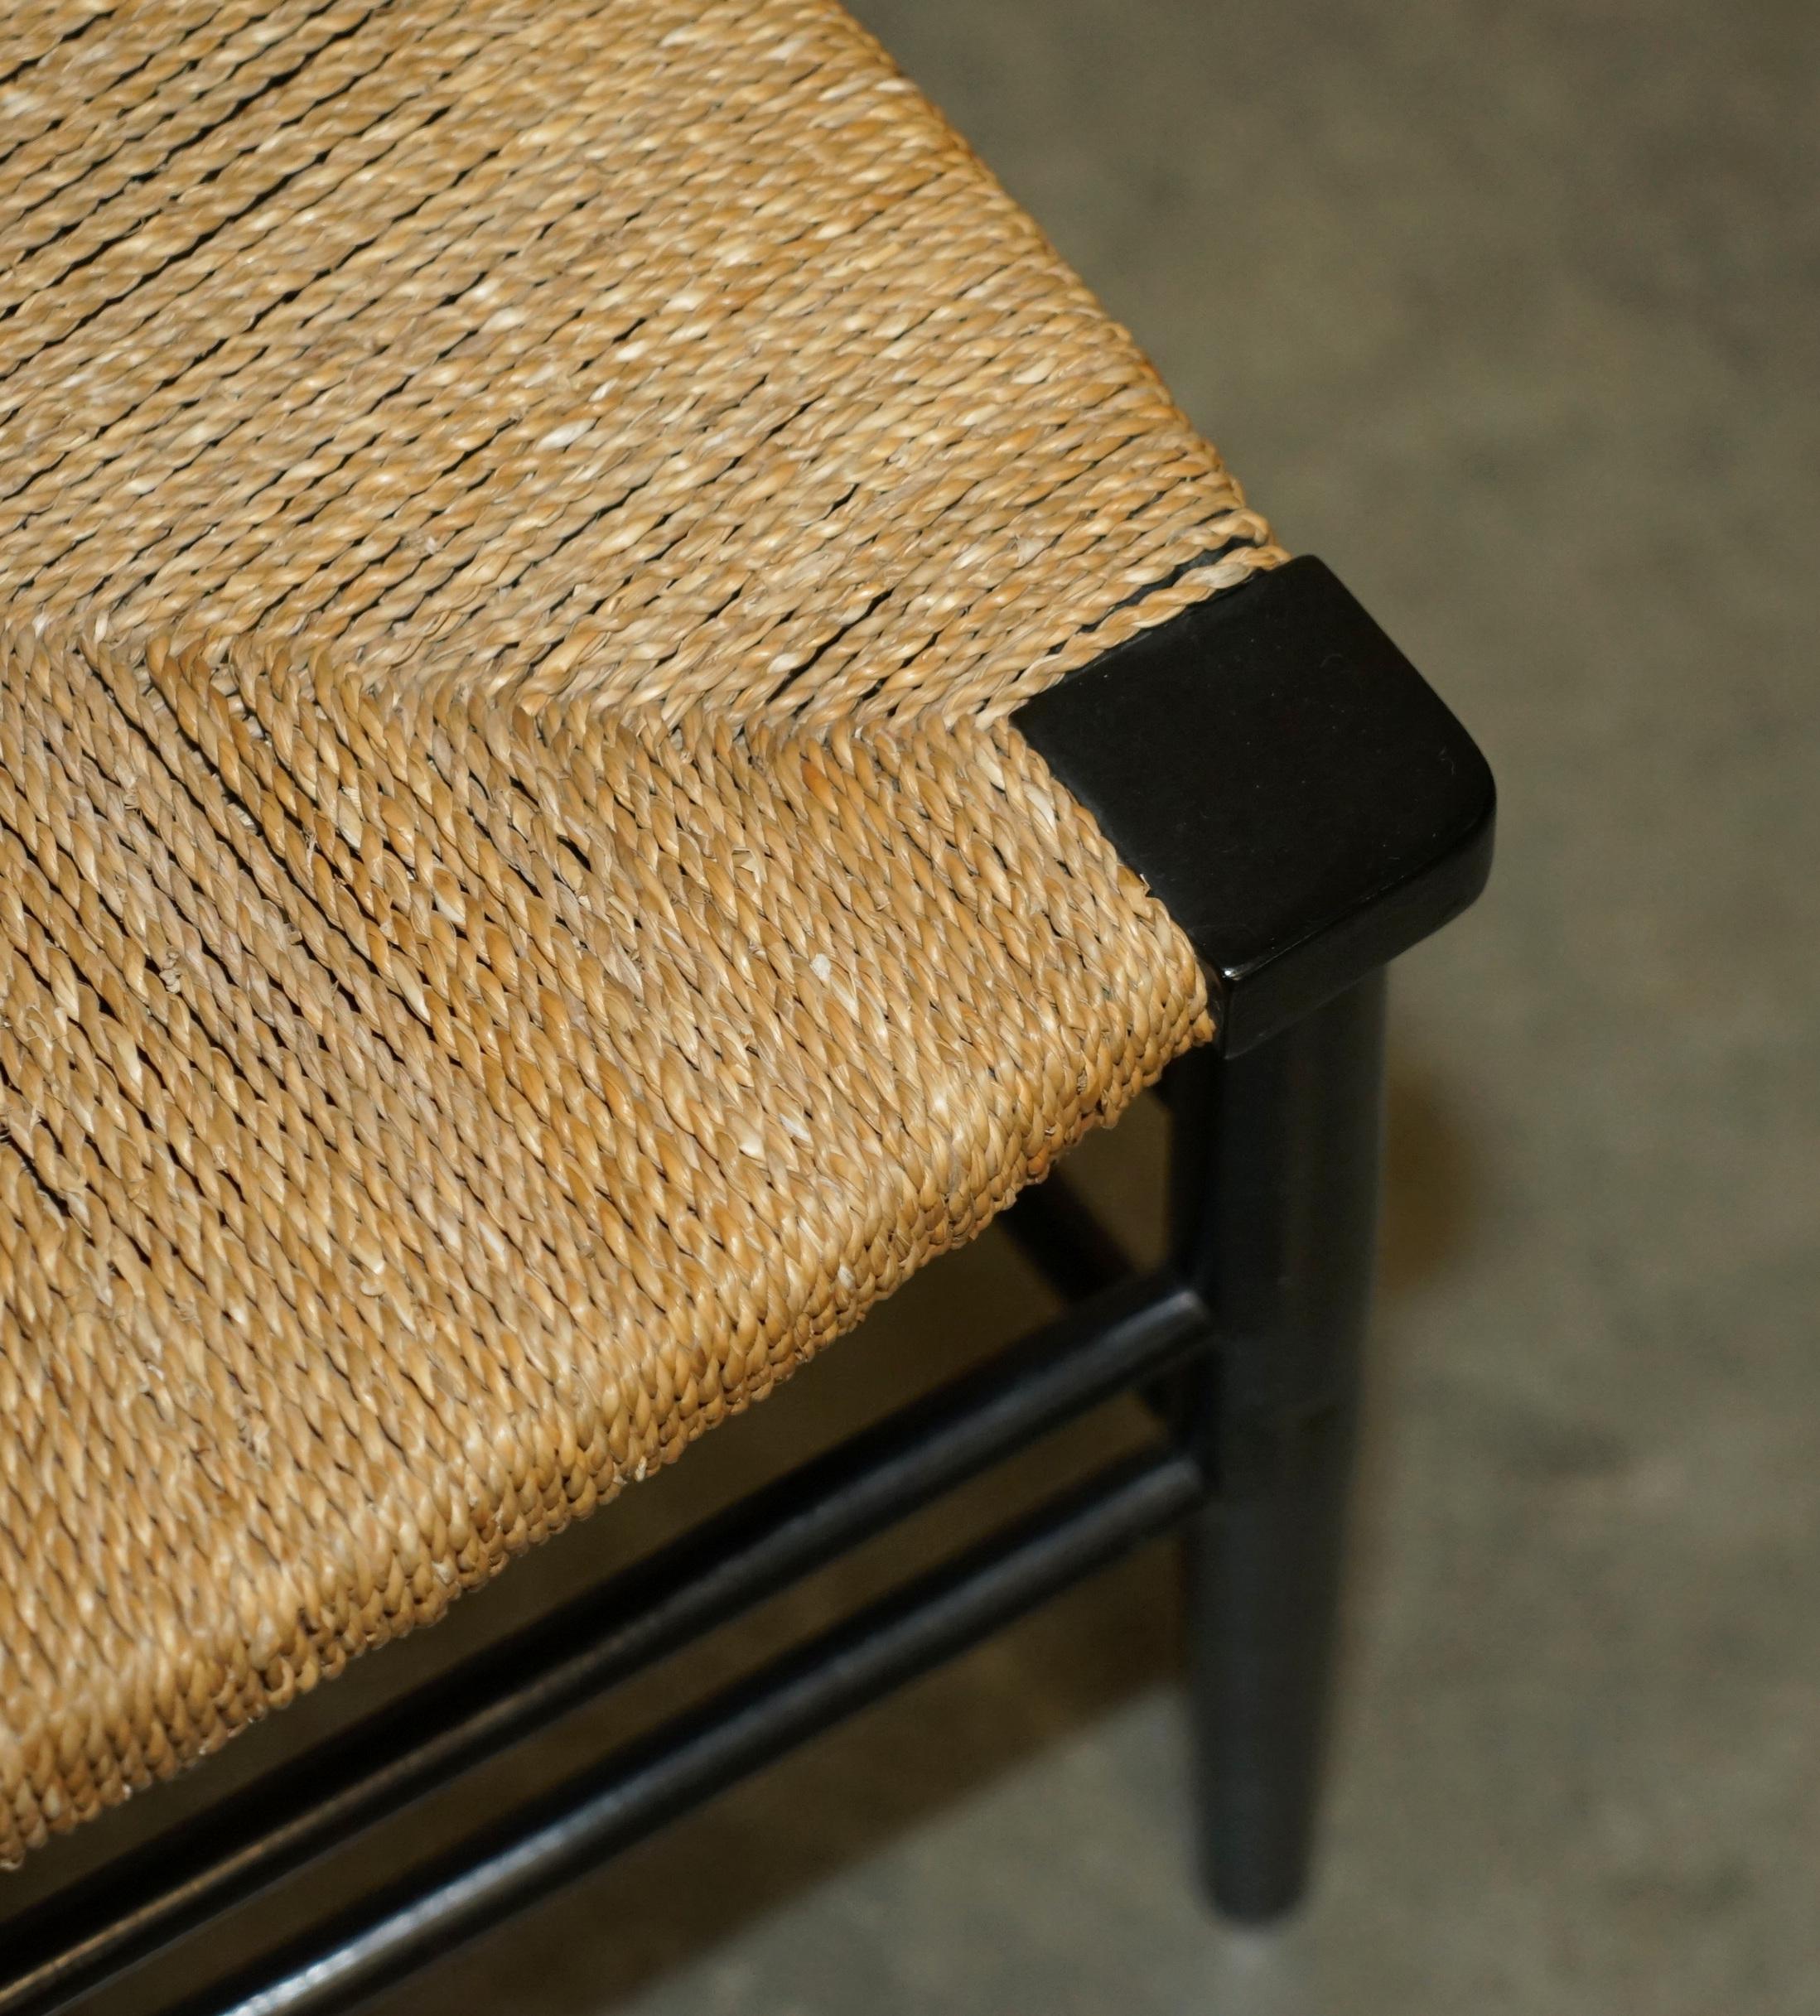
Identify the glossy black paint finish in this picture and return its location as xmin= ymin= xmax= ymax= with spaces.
xmin=1171 ymin=974 xmax=1386 ymax=1920
xmin=1014 ymin=557 xmax=1494 ymax=1054
xmin=0 ymin=1275 xmax=1207 ymax=2016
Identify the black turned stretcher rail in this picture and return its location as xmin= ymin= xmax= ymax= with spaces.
xmin=0 ymin=1271 xmax=1208 ymax=2016
xmin=163 ymin=1447 xmax=1206 ymax=2016
xmin=998 ymin=1170 xmax=1137 ymax=1305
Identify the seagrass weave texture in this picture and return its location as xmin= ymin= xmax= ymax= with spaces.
xmin=0 ymin=0 xmax=1277 ymax=1860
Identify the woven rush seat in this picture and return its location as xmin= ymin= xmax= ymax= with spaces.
xmin=0 ymin=0 xmax=1283 ymax=1864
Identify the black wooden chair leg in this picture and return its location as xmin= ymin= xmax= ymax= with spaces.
xmin=0 ymin=555 xmax=1489 ymax=2009
xmin=1166 ymin=972 xmax=1387 ymax=1921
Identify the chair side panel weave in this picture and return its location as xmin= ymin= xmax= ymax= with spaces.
xmin=0 ymin=0 xmax=1267 ymax=1859
xmin=0 ymin=618 xmax=1209 ymax=1861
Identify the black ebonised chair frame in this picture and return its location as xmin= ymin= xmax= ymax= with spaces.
xmin=0 ymin=558 xmax=1494 ymax=2016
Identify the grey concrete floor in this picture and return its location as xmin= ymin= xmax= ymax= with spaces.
xmin=18 ymin=2 xmax=1817 ymax=2010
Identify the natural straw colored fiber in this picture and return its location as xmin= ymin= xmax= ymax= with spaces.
xmin=0 ymin=0 xmax=1279 ymax=1861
